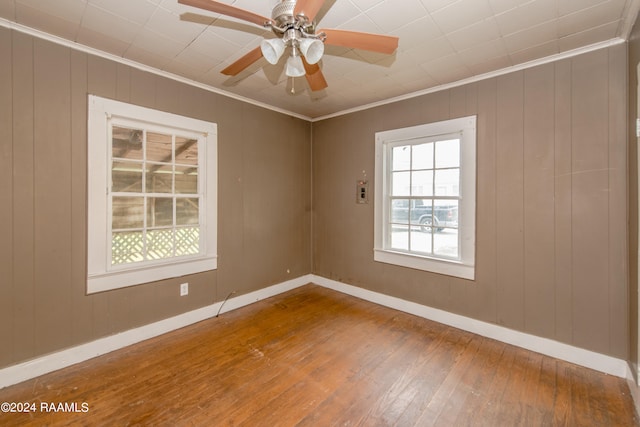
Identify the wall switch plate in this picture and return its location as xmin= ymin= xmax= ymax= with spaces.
xmin=357 ymin=180 xmax=368 ymax=204
xmin=180 ymin=283 xmax=189 ymax=296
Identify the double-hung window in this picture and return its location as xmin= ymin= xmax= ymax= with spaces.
xmin=374 ymin=116 xmax=476 ymax=280
xmin=87 ymin=95 xmax=217 ymax=293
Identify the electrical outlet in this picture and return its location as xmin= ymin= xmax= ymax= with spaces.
xmin=180 ymin=283 xmax=189 ymax=296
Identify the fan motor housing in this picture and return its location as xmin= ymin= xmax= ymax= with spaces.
xmin=271 ymin=1 xmax=296 ymax=26
xmin=270 ymin=0 xmax=316 ymax=37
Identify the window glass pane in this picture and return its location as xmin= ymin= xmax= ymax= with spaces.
xmin=391 ymin=171 xmax=410 ymax=196
xmin=392 ymin=145 xmax=410 ymax=171
xmin=412 ymin=199 xmax=435 ymax=231
xmin=435 ymin=199 xmax=458 ymax=229
xmin=176 ymin=137 xmax=198 ymax=166
xmin=412 ymin=142 xmax=433 ymax=170
xmin=147 ymin=197 xmax=173 ymax=227
xmin=411 ymin=171 xmax=433 ymax=196
xmin=147 ymin=132 xmax=172 ymax=162
xmin=434 ymin=228 xmax=459 ymax=258
xmin=435 ymin=169 xmax=459 ymax=196
xmin=147 ymin=229 xmax=174 ymax=260
xmin=391 ymin=199 xmax=409 ymax=225
xmin=146 ymin=164 xmax=173 ymax=193
xmin=410 ymin=227 xmax=432 ymax=254
xmin=175 ymin=166 xmax=198 ymax=194
xmin=176 ymin=226 xmax=200 ymax=256
xmin=112 ymin=231 xmax=144 ymax=265
xmin=176 ymin=198 xmax=199 ymax=225
xmin=112 ymin=197 xmax=144 ymax=229
xmin=390 ymin=225 xmax=409 ymax=251
xmin=112 ymin=161 xmax=142 ymax=193
xmin=435 ymin=139 xmax=460 ymax=168
xmin=112 ymin=126 xmax=143 ymax=160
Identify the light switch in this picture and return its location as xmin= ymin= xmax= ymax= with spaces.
xmin=357 ymin=180 xmax=368 ymax=204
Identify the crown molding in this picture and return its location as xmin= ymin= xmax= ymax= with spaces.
xmin=0 ymin=17 xmax=631 ymax=123
xmin=620 ymin=0 xmax=640 ymax=40
xmin=311 ymin=37 xmax=627 ymax=122
xmin=0 ymin=17 xmax=312 ymax=121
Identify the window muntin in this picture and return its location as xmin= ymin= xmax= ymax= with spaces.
xmin=87 ymin=95 xmax=217 ymax=293
xmin=387 ymin=137 xmax=461 ymax=260
xmin=374 ymin=116 xmax=476 ymax=280
xmin=109 ymin=123 xmax=202 ymax=268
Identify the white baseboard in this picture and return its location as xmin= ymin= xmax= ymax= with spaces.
xmin=311 ymin=275 xmax=630 ymax=378
xmin=0 ymin=274 xmax=313 ymax=389
xmin=0 ymin=273 xmax=631 ymax=389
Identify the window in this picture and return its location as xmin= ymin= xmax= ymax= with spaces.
xmin=374 ymin=116 xmax=476 ymax=280
xmin=87 ymin=95 xmax=217 ymax=293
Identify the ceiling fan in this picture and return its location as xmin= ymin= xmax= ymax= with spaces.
xmin=178 ymin=0 xmax=400 ymax=91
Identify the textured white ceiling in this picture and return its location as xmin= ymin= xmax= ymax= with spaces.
xmin=1 ymin=0 xmax=638 ymax=119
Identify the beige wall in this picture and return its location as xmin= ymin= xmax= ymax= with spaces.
xmin=0 ymin=28 xmax=312 ymax=369
xmin=313 ymin=44 xmax=629 ymax=358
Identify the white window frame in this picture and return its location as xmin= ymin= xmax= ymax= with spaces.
xmin=374 ymin=115 xmax=476 ymax=280
xmin=87 ymin=95 xmax=217 ymax=293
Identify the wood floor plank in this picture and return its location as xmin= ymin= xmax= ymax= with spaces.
xmin=496 ymin=347 xmax=537 ymax=425
xmin=209 ymin=298 xmax=373 ymax=425
xmin=391 ymin=327 xmax=475 ymax=426
xmin=532 ymin=353 xmax=558 ymax=425
xmin=339 ymin=317 xmax=446 ymax=426
xmin=0 ymin=284 xmax=637 ymax=426
xmin=357 ymin=320 xmax=450 ymax=425
xmin=450 ymin=337 xmax=508 ymax=425
xmin=414 ymin=332 xmax=482 ymax=425
xmin=295 ymin=314 xmax=416 ymax=425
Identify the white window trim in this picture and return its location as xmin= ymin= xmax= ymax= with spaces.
xmin=374 ymin=116 xmax=476 ymax=280
xmin=87 ymin=95 xmax=218 ymax=293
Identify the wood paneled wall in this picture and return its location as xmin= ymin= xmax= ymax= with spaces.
xmin=0 ymin=28 xmax=312 ymax=369
xmin=312 ymin=44 xmax=629 ymax=358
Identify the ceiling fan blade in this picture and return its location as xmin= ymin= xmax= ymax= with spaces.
xmin=221 ymin=46 xmax=264 ymax=76
xmin=293 ymin=0 xmax=326 ymax=22
xmin=302 ymin=58 xmax=328 ymax=91
xmin=178 ymin=0 xmax=271 ymax=27
xmin=319 ymin=29 xmax=399 ymax=54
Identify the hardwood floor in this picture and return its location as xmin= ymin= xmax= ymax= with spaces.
xmin=0 ymin=284 xmax=637 ymax=426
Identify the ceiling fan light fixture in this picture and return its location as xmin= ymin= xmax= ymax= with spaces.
xmin=180 ymin=0 xmax=399 ymax=91
xmin=299 ymin=38 xmax=324 ymax=64
xmin=260 ymin=38 xmax=286 ymax=65
xmin=285 ymin=52 xmax=306 ymax=77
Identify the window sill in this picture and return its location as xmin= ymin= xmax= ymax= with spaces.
xmin=87 ymin=256 xmax=218 ymax=294
xmin=374 ymin=249 xmax=474 ymax=281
